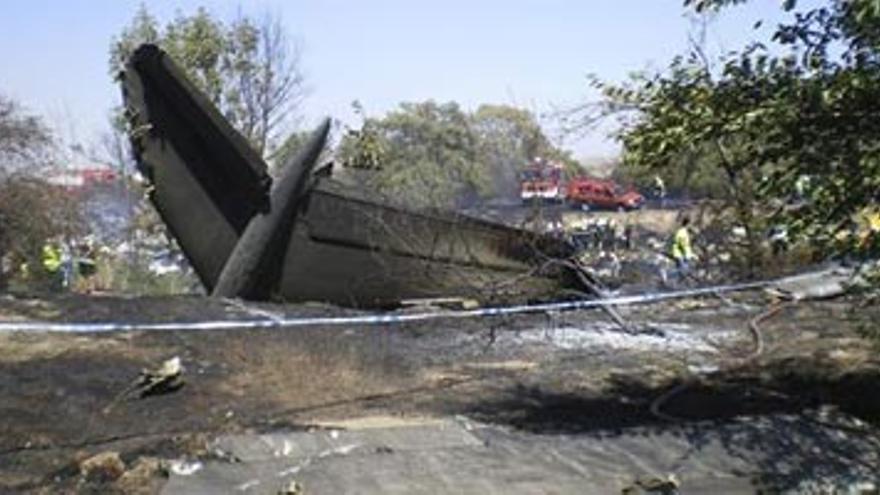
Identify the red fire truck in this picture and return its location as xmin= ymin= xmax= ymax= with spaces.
xmin=519 ymin=160 xmax=564 ymax=204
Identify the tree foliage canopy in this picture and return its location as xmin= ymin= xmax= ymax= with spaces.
xmin=338 ymin=101 xmax=575 ymax=209
xmin=472 ymin=104 xmax=580 ymax=196
xmin=589 ymin=0 xmax=880 ymax=257
xmin=0 ymin=95 xmax=53 ymax=171
xmin=110 ymin=4 xmax=305 ymax=157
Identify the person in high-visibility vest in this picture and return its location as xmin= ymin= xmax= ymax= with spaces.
xmin=41 ymin=239 xmax=73 ymax=290
xmin=41 ymin=241 xmax=63 ymax=290
xmin=41 ymin=243 xmax=62 ymax=274
xmin=670 ymin=216 xmax=695 ymax=276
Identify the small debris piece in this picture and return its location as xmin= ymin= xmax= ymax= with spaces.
xmin=767 ymin=266 xmax=854 ymax=301
xmin=155 ymin=356 xmax=183 ymax=377
xmin=134 ymin=356 xmax=185 ymax=398
xmin=105 ymin=356 xmax=186 ymax=413
xmin=279 ymin=480 xmax=304 ymax=495
xmin=79 ymin=451 xmax=126 ymax=482
xmin=168 ymin=459 xmax=202 ymax=476
xmin=621 ymin=473 xmax=680 ymax=494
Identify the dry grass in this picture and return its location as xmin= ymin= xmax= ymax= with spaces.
xmin=0 ymin=332 xmax=131 ymax=364
xmin=216 ymin=332 xmax=412 ymax=415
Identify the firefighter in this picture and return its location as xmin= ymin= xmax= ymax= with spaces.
xmin=669 ymin=216 xmax=695 ymax=280
xmin=41 ymin=242 xmax=62 ymax=275
xmin=41 ymin=238 xmax=72 ymax=290
xmin=41 ymin=241 xmax=63 ymax=289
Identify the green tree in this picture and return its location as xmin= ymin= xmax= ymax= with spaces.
xmin=337 ymin=101 xmax=578 ymax=208
xmin=110 ymin=4 xmax=305 ymax=158
xmin=584 ymin=0 xmax=880 ymax=266
xmin=337 ymin=102 xmax=386 ymax=171
xmin=365 ymin=101 xmax=488 ymax=209
xmin=613 ymin=142 xmax=731 ymax=199
xmin=108 ymin=4 xmax=160 ymax=78
xmin=161 ymin=8 xmax=226 ymax=105
xmin=472 ymin=104 xmax=579 ymax=198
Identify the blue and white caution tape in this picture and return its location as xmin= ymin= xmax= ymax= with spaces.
xmin=0 ymin=279 xmax=776 ymax=334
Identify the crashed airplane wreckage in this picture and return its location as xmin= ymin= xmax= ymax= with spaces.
xmin=120 ymin=44 xmax=578 ymax=308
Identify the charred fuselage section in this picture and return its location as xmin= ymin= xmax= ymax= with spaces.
xmin=121 ymin=44 xmax=576 ymax=308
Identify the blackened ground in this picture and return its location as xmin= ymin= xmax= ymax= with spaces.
xmin=0 ymin=293 xmax=878 ymax=493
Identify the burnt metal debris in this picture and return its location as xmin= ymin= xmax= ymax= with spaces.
xmin=120 ymin=44 xmax=576 ymax=307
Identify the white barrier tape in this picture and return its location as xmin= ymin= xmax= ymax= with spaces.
xmin=0 ymin=279 xmax=774 ymax=334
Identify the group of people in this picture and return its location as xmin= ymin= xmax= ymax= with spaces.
xmin=40 ymin=237 xmax=97 ymax=291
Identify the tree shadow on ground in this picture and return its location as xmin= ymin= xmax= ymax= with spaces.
xmin=463 ymin=364 xmax=880 ymax=492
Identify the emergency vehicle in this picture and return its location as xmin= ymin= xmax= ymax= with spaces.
xmin=565 ymin=177 xmax=644 ymax=211
xmin=519 ymin=159 xmax=564 ymax=203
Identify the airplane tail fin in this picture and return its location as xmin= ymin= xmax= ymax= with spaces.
xmin=120 ymin=44 xmax=273 ymax=289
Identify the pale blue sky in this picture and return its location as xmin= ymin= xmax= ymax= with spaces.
xmin=0 ymin=1 xmax=808 ymax=159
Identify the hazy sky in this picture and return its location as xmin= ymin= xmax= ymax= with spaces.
xmin=0 ymin=1 xmax=808 ymax=160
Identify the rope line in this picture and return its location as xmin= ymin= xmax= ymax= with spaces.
xmin=0 ymin=279 xmax=780 ymax=334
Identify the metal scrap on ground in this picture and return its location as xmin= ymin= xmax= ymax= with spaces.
xmin=104 ymin=356 xmax=185 ymax=414
xmin=766 ymin=265 xmax=856 ymax=300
